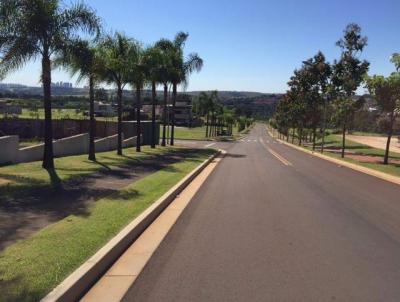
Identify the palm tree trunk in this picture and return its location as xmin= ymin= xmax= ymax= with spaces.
xmin=170 ymin=82 xmax=177 ymax=146
xmin=136 ymin=85 xmax=141 ymax=152
xmin=88 ymin=75 xmax=96 ymax=161
xmin=151 ymin=81 xmax=156 ymax=149
xmin=42 ymin=54 xmax=54 ymax=169
xmin=161 ymin=84 xmax=167 ymax=146
xmin=384 ymin=111 xmax=395 ymax=165
xmin=117 ymin=85 xmax=123 ymax=155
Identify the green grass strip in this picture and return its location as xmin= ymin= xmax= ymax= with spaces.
xmin=0 ymin=148 xmax=215 ymax=302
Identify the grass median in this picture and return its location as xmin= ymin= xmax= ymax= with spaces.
xmin=279 ymin=131 xmax=400 ymax=177
xmin=319 ymin=134 xmax=400 ymax=177
xmin=0 ymin=147 xmax=215 ymax=302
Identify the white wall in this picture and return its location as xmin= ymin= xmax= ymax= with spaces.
xmin=0 ymin=136 xmax=19 ymax=164
xmin=94 ymin=134 xmax=121 ymax=153
xmin=0 ymin=133 xmax=144 ymax=165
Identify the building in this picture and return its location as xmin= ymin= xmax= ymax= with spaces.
xmin=174 ymin=94 xmax=193 ymax=126
xmin=51 ymin=82 xmax=73 ymax=88
xmin=93 ymin=101 xmax=115 ymax=117
xmin=142 ymin=105 xmax=163 ymax=119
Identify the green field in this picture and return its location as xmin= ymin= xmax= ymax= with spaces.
xmin=0 ymin=147 xmax=215 ymax=302
xmin=173 ymin=125 xmax=242 ymax=141
xmin=0 ymin=108 xmax=117 ymax=121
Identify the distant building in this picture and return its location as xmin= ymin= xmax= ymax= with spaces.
xmin=174 ymin=94 xmax=193 ymax=126
xmin=142 ymin=105 xmax=163 ymax=119
xmin=93 ymin=101 xmax=115 ymax=117
xmin=0 ymin=100 xmax=22 ymax=115
xmin=51 ymin=81 xmax=73 ymax=89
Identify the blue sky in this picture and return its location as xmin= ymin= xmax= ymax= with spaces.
xmin=2 ymin=0 xmax=400 ymax=93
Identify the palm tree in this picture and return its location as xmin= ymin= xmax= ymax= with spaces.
xmin=154 ymin=39 xmax=174 ymax=147
xmin=56 ymin=40 xmax=105 ymax=161
xmin=0 ymin=0 xmax=100 ymax=169
xmin=127 ymin=40 xmax=146 ymax=152
xmin=197 ymin=92 xmax=210 ymax=137
xmin=143 ymin=46 xmax=164 ymax=148
xmin=99 ymin=33 xmax=134 ymax=155
xmin=156 ymin=32 xmax=203 ymax=145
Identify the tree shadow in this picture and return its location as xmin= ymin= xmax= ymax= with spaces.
xmin=0 ymin=147 xmax=214 ymax=250
xmin=45 ymin=168 xmax=62 ymax=189
xmin=225 ymin=153 xmax=247 ymax=158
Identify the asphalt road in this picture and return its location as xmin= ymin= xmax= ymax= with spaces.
xmin=123 ymin=124 xmax=400 ymax=302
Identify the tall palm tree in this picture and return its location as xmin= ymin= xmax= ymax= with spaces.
xmin=143 ymin=46 xmax=164 ymax=148
xmin=0 ymin=0 xmax=100 ymax=169
xmin=154 ymin=39 xmax=174 ymax=147
xmin=127 ymin=40 xmax=146 ymax=152
xmin=99 ymin=32 xmax=134 ymax=155
xmin=55 ymin=40 xmax=105 ymax=161
xmin=156 ymin=32 xmax=203 ymax=145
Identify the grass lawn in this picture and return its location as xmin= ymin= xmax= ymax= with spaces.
xmin=173 ymin=125 xmax=244 ymax=141
xmin=0 ymin=108 xmax=117 ymax=121
xmin=286 ymin=132 xmax=400 ymax=177
xmin=0 ymin=147 xmax=215 ymax=302
xmin=0 ymin=146 xmax=175 ymax=197
xmin=173 ymin=126 xmax=210 ymax=140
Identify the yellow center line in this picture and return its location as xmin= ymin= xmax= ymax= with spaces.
xmin=259 ymin=137 xmax=293 ymax=166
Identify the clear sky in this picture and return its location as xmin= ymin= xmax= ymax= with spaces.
xmin=2 ymin=0 xmax=400 ymax=93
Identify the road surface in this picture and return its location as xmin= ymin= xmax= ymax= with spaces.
xmin=123 ymin=124 xmax=400 ymax=302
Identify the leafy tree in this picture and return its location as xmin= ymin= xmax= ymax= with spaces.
xmin=391 ymin=53 xmax=400 ymax=72
xmin=332 ymin=23 xmax=369 ymax=158
xmin=287 ymin=68 xmax=310 ymax=145
xmin=303 ymin=52 xmax=332 ymax=151
xmin=56 ymin=40 xmax=105 ymax=161
xmin=99 ymin=32 xmax=134 ymax=155
xmin=365 ymin=73 xmax=400 ymax=164
xmin=0 ymin=0 xmax=100 ymax=168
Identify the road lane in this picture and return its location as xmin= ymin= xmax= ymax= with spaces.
xmin=123 ymin=124 xmax=400 ymax=302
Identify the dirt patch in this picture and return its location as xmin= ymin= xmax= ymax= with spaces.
xmin=0 ymin=178 xmax=11 ymax=186
xmin=346 ymin=154 xmax=400 ymax=165
xmin=346 ymin=135 xmax=400 ymax=153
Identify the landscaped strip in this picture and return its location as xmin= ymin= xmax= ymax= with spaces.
xmin=0 ymin=148 xmax=215 ymax=302
xmin=268 ymin=126 xmax=400 ymax=180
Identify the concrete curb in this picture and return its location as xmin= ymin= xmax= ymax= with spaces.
xmin=266 ymin=127 xmax=400 ymax=186
xmin=41 ymin=150 xmax=221 ymax=302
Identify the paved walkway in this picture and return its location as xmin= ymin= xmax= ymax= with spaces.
xmin=346 ymin=134 xmax=400 ymax=153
